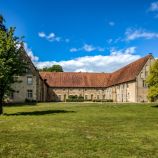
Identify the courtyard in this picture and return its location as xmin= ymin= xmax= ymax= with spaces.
xmin=0 ymin=102 xmax=158 ymax=158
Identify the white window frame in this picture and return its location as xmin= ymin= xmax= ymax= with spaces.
xmin=27 ymin=76 xmax=33 ymax=85
xmin=27 ymin=90 xmax=33 ymax=99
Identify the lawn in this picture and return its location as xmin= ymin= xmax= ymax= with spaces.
xmin=0 ymin=102 xmax=158 ymax=158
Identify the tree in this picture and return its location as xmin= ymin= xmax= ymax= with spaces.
xmin=146 ymin=59 xmax=158 ymax=102
xmin=0 ymin=15 xmax=6 ymax=31
xmin=41 ymin=65 xmax=64 ymax=72
xmin=0 ymin=18 xmax=28 ymax=114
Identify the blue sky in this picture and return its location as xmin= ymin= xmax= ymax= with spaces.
xmin=0 ymin=0 xmax=158 ymax=72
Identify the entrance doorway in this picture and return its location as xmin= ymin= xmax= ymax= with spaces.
xmin=91 ymin=94 xmax=93 ymax=101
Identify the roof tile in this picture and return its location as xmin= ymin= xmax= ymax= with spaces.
xmin=40 ymin=55 xmax=152 ymax=88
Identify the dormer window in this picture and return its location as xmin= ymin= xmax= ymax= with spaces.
xmin=27 ymin=76 xmax=33 ymax=85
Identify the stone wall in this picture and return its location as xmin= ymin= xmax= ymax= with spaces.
xmin=114 ymin=81 xmax=136 ymax=102
xmin=10 ymin=71 xmax=48 ymax=103
xmin=136 ymin=56 xmax=155 ymax=102
xmin=49 ymin=87 xmax=114 ymax=102
xmin=11 ymin=75 xmax=37 ymax=103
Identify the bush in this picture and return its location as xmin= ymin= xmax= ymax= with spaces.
xmin=84 ymin=99 xmax=92 ymax=102
xmin=93 ymin=99 xmax=102 ymax=102
xmin=66 ymin=95 xmax=84 ymax=102
xmin=93 ymin=99 xmax=113 ymax=102
xmin=25 ymin=98 xmax=37 ymax=104
xmin=102 ymin=99 xmax=113 ymax=102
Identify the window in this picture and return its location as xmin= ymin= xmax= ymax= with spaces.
xmin=27 ymin=76 xmax=33 ymax=85
xmin=127 ymin=93 xmax=130 ymax=99
xmin=91 ymin=94 xmax=93 ymax=100
xmin=64 ymin=94 xmax=66 ymax=102
xmin=97 ymin=95 xmax=99 ymax=100
xmin=85 ymin=95 xmax=88 ymax=100
xmin=27 ymin=90 xmax=33 ymax=98
xmin=140 ymin=72 xmax=144 ymax=79
xmin=145 ymin=71 xmax=149 ymax=78
xmin=127 ymin=84 xmax=129 ymax=88
xmin=103 ymin=95 xmax=105 ymax=99
xmin=143 ymin=80 xmax=147 ymax=88
xmin=58 ymin=95 xmax=61 ymax=100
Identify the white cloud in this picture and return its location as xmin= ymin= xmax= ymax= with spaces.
xmin=125 ymin=28 xmax=158 ymax=41
xmin=24 ymin=43 xmax=39 ymax=62
xmin=124 ymin=47 xmax=137 ymax=54
xmin=83 ymin=44 xmax=96 ymax=52
xmin=38 ymin=32 xmax=69 ymax=42
xmin=109 ymin=21 xmax=115 ymax=26
xmin=70 ymin=44 xmax=105 ymax=52
xmin=70 ymin=48 xmax=79 ymax=52
xmin=38 ymin=32 xmax=46 ymax=38
xmin=110 ymin=47 xmax=136 ymax=55
xmin=149 ymin=1 xmax=158 ymax=12
xmin=35 ymin=47 xmax=140 ymax=72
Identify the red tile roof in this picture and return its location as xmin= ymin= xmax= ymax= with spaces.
xmin=40 ymin=55 xmax=152 ymax=88
xmin=40 ymin=72 xmax=111 ymax=88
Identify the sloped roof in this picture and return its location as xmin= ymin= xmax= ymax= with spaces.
xmin=40 ymin=55 xmax=152 ymax=88
xmin=40 ymin=72 xmax=111 ymax=88
xmin=108 ymin=54 xmax=152 ymax=86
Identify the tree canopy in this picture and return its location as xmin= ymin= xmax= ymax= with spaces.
xmin=0 ymin=14 xmax=6 ymax=31
xmin=0 ymin=15 xmax=28 ymax=114
xmin=40 ymin=65 xmax=64 ymax=72
xmin=146 ymin=59 xmax=158 ymax=102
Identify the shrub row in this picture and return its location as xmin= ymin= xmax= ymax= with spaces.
xmin=66 ymin=95 xmax=113 ymax=102
xmin=88 ymin=99 xmax=113 ymax=102
xmin=66 ymin=95 xmax=84 ymax=102
xmin=25 ymin=98 xmax=37 ymax=103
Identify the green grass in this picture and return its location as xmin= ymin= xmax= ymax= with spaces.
xmin=0 ymin=102 xmax=158 ymax=158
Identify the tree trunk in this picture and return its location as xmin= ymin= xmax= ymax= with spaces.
xmin=0 ymin=98 xmax=3 ymax=115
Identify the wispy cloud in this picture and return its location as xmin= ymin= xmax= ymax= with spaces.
xmin=70 ymin=44 xmax=105 ymax=52
xmin=125 ymin=28 xmax=158 ymax=41
xmin=107 ymin=39 xmax=113 ymax=44
xmin=149 ymin=1 xmax=158 ymax=12
xmin=108 ymin=21 xmax=115 ymax=26
xmin=24 ymin=43 xmax=39 ymax=62
xmin=110 ymin=47 xmax=137 ymax=55
xmin=35 ymin=47 xmax=140 ymax=72
xmin=38 ymin=32 xmax=69 ymax=43
xmin=148 ymin=1 xmax=158 ymax=18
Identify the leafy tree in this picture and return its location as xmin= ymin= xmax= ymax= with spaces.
xmin=146 ymin=59 xmax=158 ymax=102
xmin=0 ymin=17 xmax=27 ymax=114
xmin=41 ymin=65 xmax=64 ymax=72
xmin=0 ymin=15 xmax=6 ymax=31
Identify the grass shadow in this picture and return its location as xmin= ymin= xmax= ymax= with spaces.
xmin=4 ymin=102 xmax=37 ymax=107
xmin=151 ymin=104 xmax=158 ymax=108
xmin=4 ymin=110 xmax=76 ymax=116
